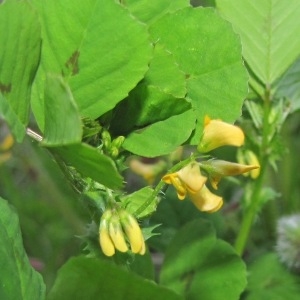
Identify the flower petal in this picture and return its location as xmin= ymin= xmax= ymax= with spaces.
xmin=189 ymin=185 xmax=223 ymax=213
xmin=99 ymin=220 xmax=115 ymax=257
xmin=198 ymin=117 xmax=244 ymax=153
xmin=119 ymin=210 xmax=145 ymax=254
xmin=177 ymin=162 xmax=207 ymax=193
xmin=109 ymin=215 xmax=128 ymax=253
xmin=163 ymin=173 xmax=187 ymax=200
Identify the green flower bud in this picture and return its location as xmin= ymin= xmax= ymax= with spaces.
xmin=109 ymin=147 xmax=119 ymax=158
xmin=111 ymin=136 xmax=125 ymax=149
xmin=101 ymin=130 xmax=111 ymax=149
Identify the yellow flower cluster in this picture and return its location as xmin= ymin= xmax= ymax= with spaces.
xmin=163 ymin=163 xmax=223 ymax=213
xmin=99 ymin=209 xmax=145 ymax=257
xmin=162 ymin=116 xmax=260 ymax=213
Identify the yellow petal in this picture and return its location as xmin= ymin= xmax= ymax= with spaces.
xmin=189 ymin=185 xmax=223 ymax=213
xmin=246 ymin=151 xmax=260 ymax=179
xmin=119 ymin=210 xmax=144 ymax=254
xmin=162 ymin=173 xmax=173 ymax=184
xmin=177 ymin=162 xmax=207 ymax=194
xmin=99 ymin=219 xmax=115 ymax=257
xmin=210 ymin=174 xmax=222 ymax=190
xmin=138 ymin=240 xmax=146 ymax=255
xmin=0 ymin=133 xmax=14 ymax=151
xmin=198 ymin=117 xmax=244 ymax=153
xmin=163 ymin=173 xmax=187 ymax=200
xmin=109 ymin=215 xmax=128 ymax=253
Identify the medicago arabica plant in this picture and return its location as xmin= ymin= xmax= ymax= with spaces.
xmin=1 ymin=0 xmax=300 ymax=299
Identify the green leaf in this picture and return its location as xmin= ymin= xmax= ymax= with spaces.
xmin=145 ymin=45 xmax=187 ymax=98
xmin=275 ymin=56 xmax=300 ymax=113
xmin=216 ymin=0 xmax=300 ymax=85
xmin=122 ymin=0 xmax=190 ymax=25
xmin=121 ymin=187 xmax=158 ymax=218
xmin=142 ymin=224 xmax=161 ymax=241
xmin=31 ymin=68 xmax=46 ymax=132
xmin=123 ymin=109 xmax=195 ymax=157
xmin=110 ymin=84 xmax=190 ymax=135
xmin=0 ymin=93 xmax=25 ymax=142
xmin=39 ymin=0 xmax=152 ymax=119
xmin=150 ymin=7 xmax=248 ymax=144
xmin=148 ymin=189 xmax=223 ymax=252
xmin=53 ymin=143 xmax=123 ymax=189
xmin=0 ymin=198 xmax=45 ymax=300
xmin=246 ymin=253 xmax=300 ymax=300
xmin=42 ymin=75 xmax=82 ymax=146
xmin=129 ymin=250 xmax=156 ymax=281
xmin=47 ymin=256 xmax=183 ymax=300
xmin=160 ymin=219 xmax=247 ymax=300
xmin=0 ymin=0 xmax=41 ymax=125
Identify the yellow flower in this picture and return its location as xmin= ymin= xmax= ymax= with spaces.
xmin=129 ymin=158 xmax=166 ymax=185
xmin=237 ymin=149 xmax=260 ymax=179
xmin=201 ymin=159 xmax=260 ymax=189
xmin=162 ymin=162 xmax=207 ymax=200
xmin=0 ymin=133 xmax=14 ymax=151
xmin=99 ymin=210 xmax=115 ymax=257
xmin=109 ymin=214 xmax=128 ymax=253
xmin=198 ymin=116 xmax=244 ymax=153
xmin=162 ymin=163 xmax=222 ymax=213
xmin=99 ymin=209 xmax=146 ymax=256
xmin=189 ymin=185 xmax=223 ymax=213
xmin=119 ymin=210 xmax=145 ymax=255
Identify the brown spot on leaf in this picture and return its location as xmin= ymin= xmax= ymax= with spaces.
xmin=65 ymin=50 xmax=80 ymax=75
xmin=0 ymin=82 xmax=11 ymax=94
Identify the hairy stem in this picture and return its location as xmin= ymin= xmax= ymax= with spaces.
xmin=234 ymin=85 xmax=272 ymax=255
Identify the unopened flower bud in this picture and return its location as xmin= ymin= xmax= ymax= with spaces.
xmin=99 ymin=210 xmax=115 ymax=256
xmin=201 ymin=159 xmax=259 ymax=189
xmin=109 ymin=214 xmax=128 ymax=253
xmin=237 ymin=149 xmax=260 ymax=179
xmin=119 ymin=210 xmax=145 ymax=254
xmin=101 ymin=130 xmax=111 ymax=149
xmin=109 ymin=147 xmax=119 ymax=158
xmin=111 ymin=136 xmax=125 ymax=149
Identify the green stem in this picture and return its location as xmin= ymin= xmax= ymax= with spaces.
xmin=234 ymin=165 xmax=266 ymax=255
xmin=133 ymin=153 xmax=201 ymax=217
xmin=234 ymin=85 xmax=271 ymax=256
